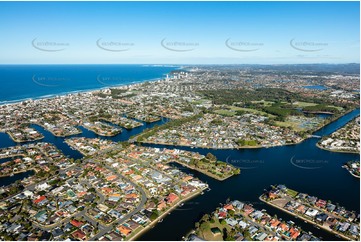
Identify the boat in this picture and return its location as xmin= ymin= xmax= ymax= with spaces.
xmin=10 ymin=173 xmax=14 ymax=177
xmin=207 ymin=188 xmax=211 ymax=192
xmin=158 ymin=219 xmax=163 ymax=223
xmin=179 ymin=203 xmax=184 ymax=207
xmin=304 ymin=221 xmax=308 ymax=223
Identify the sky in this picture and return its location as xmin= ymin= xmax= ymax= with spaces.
xmin=0 ymin=1 xmax=359 ymax=64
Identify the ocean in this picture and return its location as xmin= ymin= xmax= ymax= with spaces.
xmin=0 ymin=64 xmax=179 ymax=104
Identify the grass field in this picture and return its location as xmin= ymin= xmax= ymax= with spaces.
xmin=229 ymin=106 xmax=276 ymax=118
xmin=331 ymin=105 xmax=344 ymax=111
xmin=293 ymin=101 xmax=343 ymax=111
xmin=292 ymin=101 xmax=318 ymax=107
xmin=286 ymin=188 xmax=299 ymax=197
xmin=275 ymin=120 xmax=301 ymax=131
xmin=251 ymin=100 xmax=275 ymax=106
xmin=214 ymin=109 xmax=236 ymax=116
xmin=275 ymin=116 xmax=322 ymax=132
xmin=197 ymin=218 xmax=225 ymax=241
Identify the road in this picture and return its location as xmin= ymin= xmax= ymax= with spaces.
xmin=89 ymin=163 xmax=148 ymax=240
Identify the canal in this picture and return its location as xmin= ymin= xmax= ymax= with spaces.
xmin=0 ymin=109 xmax=359 ymax=241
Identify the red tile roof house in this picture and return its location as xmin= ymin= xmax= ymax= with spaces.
xmin=316 ymin=199 xmax=327 ymax=208
xmin=70 ymin=219 xmax=84 ymax=228
xmin=166 ymin=193 xmax=179 ymax=204
xmin=217 ymin=211 xmax=227 ymax=219
xmin=279 ymin=223 xmax=289 ymax=232
xmin=224 ymin=204 xmax=235 ymax=211
xmin=33 ymin=196 xmax=47 ymax=206
xmin=243 ymin=205 xmax=254 ymax=215
xmin=71 ymin=229 xmax=86 ymax=240
xmin=289 ymin=227 xmax=300 ymax=239
xmin=296 ymin=205 xmax=307 ymax=214
xmin=157 ymin=201 xmax=167 ymax=211
xmin=268 ymin=191 xmax=279 ymax=200
xmin=270 ymin=219 xmax=281 ymax=229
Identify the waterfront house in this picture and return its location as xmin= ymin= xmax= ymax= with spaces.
xmin=243 ymin=204 xmax=254 ymax=215
xmin=232 ymin=200 xmax=244 ymax=210
xmin=315 ymin=213 xmax=328 ymax=223
xmin=338 ymin=222 xmax=350 ymax=232
xmin=166 ymin=193 xmax=179 ymax=204
xmin=296 ymin=205 xmax=307 ymax=214
xmin=305 ymin=208 xmax=318 ymax=217
xmin=289 ymin=227 xmax=300 ymax=239
xmin=315 ymin=199 xmax=327 ymax=208
xmin=224 ymin=204 xmax=235 ymax=211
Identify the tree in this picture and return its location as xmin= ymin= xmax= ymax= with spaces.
xmin=206 ymin=153 xmax=217 ymax=162
xmin=222 ymin=228 xmax=228 ymax=240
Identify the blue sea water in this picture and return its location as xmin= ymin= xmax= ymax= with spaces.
xmin=0 ymin=65 xmax=179 ymax=104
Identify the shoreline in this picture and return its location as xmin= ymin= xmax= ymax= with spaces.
xmin=63 ymin=140 xmax=89 ymax=156
xmin=166 ymin=160 xmax=235 ymax=181
xmin=342 ymin=165 xmax=360 ymax=179
xmin=315 ymin=113 xmax=360 ymax=154
xmin=0 ymin=168 xmax=36 ymax=178
xmin=0 ymin=67 xmax=178 ymax=107
xmin=315 ymin=142 xmax=360 ymax=154
xmin=128 ymin=187 xmax=207 ymax=241
xmin=139 ymin=139 xmax=304 ymax=150
xmin=5 ymin=131 xmax=44 ymax=143
xmin=259 ymin=195 xmax=353 ymax=241
xmin=32 ymin=122 xmax=82 ymax=138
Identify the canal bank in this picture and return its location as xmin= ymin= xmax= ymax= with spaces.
xmin=0 ymin=109 xmax=359 ymax=241
xmin=139 ymin=109 xmax=360 ymax=241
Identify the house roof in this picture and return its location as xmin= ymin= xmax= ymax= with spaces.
xmin=33 ymin=196 xmax=46 ymax=204
xmin=166 ymin=193 xmax=179 ymax=203
xmin=118 ymin=225 xmax=132 ymax=236
xmin=70 ymin=220 xmax=84 ymax=228
xmin=224 ymin=204 xmax=235 ymax=210
xmin=72 ymin=229 xmax=86 ymax=240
